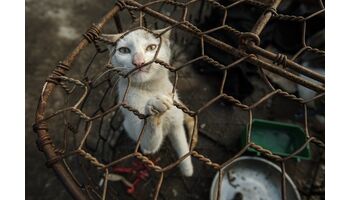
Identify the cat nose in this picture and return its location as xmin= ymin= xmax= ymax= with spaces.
xmin=132 ymin=53 xmax=145 ymax=67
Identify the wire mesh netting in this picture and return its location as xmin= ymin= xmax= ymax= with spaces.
xmin=33 ymin=0 xmax=325 ymax=199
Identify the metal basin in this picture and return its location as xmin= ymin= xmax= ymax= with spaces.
xmin=210 ymin=156 xmax=301 ymax=200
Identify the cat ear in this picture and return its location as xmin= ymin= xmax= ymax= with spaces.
xmin=97 ymin=33 xmax=123 ymax=52
xmin=154 ymin=28 xmax=172 ymax=40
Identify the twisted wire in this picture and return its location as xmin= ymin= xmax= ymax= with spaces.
xmin=192 ymin=151 xmax=220 ymax=169
xmin=83 ymin=24 xmax=102 ymax=43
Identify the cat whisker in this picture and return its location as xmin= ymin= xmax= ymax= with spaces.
xmin=92 ymin=68 xmax=119 ymax=82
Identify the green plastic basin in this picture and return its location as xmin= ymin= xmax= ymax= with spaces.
xmin=241 ymin=119 xmax=311 ymax=161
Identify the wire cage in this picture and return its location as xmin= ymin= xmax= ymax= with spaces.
xmin=33 ymin=0 xmax=325 ymax=199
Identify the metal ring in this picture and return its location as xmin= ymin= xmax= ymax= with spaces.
xmin=264 ymin=7 xmax=277 ymax=16
xmin=239 ymin=32 xmax=261 ymax=46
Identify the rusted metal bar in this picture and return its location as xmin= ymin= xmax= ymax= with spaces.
xmin=34 ymin=4 xmax=124 ymax=200
xmin=250 ymin=0 xmax=282 ymax=35
xmin=247 ymin=43 xmax=325 ymax=83
xmin=124 ymin=0 xmax=324 ymax=92
xmin=34 ymin=124 xmax=88 ymax=199
xmin=247 ymin=0 xmax=325 ymax=83
xmin=249 ymin=55 xmax=324 ymax=92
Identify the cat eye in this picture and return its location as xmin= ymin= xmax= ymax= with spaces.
xmin=146 ymin=44 xmax=157 ymax=51
xmin=118 ymin=47 xmax=131 ymax=54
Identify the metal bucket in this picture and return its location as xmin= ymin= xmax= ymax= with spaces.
xmin=210 ymin=156 xmax=301 ymax=200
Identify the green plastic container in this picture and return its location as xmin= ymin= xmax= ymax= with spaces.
xmin=241 ymin=119 xmax=311 ymax=161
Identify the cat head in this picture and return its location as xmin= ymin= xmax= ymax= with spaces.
xmin=100 ymin=28 xmax=171 ymax=83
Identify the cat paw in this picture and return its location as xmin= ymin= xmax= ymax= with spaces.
xmin=140 ymin=144 xmax=160 ymax=155
xmin=179 ymin=157 xmax=194 ymax=177
xmin=140 ymin=147 xmax=152 ymax=155
xmin=145 ymin=95 xmax=173 ymax=116
xmin=180 ymin=163 xmax=194 ymax=177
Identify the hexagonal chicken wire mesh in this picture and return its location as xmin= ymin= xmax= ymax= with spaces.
xmin=33 ymin=0 xmax=325 ymax=199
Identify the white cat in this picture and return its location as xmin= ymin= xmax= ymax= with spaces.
xmin=100 ymin=28 xmax=195 ymax=177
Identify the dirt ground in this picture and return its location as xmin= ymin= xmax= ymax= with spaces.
xmin=26 ymin=1 xmax=119 ymax=199
xmin=26 ymin=0 xmax=324 ymax=200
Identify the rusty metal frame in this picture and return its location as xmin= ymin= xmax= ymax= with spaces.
xmin=33 ymin=0 xmax=325 ymax=199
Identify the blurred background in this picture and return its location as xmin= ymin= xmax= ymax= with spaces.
xmin=26 ymin=1 xmax=116 ymax=199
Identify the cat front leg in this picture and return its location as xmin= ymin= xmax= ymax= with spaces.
xmin=168 ymin=122 xmax=194 ymax=177
xmin=141 ymin=94 xmax=173 ymax=154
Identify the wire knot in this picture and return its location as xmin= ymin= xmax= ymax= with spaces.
xmin=273 ymin=53 xmax=288 ymax=68
xmin=32 ymin=121 xmax=48 ymax=133
xmin=264 ymin=7 xmax=277 ymax=16
xmin=46 ymin=62 xmax=70 ymax=84
xmin=239 ymin=32 xmax=261 ymax=47
xmin=83 ymin=24 xmax=101 ymax=43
